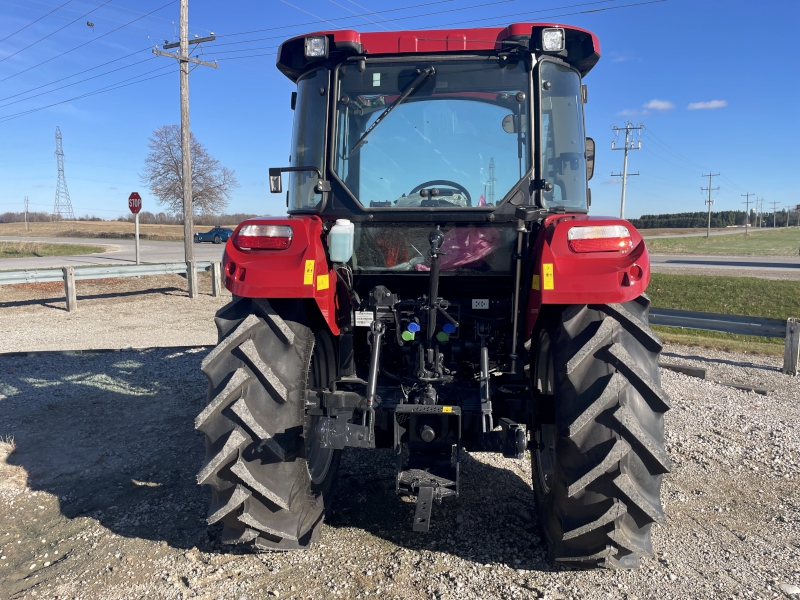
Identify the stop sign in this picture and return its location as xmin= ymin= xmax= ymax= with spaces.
xmin=128 ymin=192 xmax=142 ymax=214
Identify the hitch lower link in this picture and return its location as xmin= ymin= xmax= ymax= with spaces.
xmin=314 ymin=320 xmax=384 ymax=451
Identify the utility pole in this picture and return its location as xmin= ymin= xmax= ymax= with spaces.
xmin=24 ymin=196 xmax=29 ymax=231
xmin=611 ymin=122 xmax=643 ymax=219
xmin=756 ymin=197 xmax=763 ymax=228
xmin=701 ymin=173 xmax=720 ymax=237
xmin=740 ymin=192 xmax=754 ymax=237
xmin=770 ymin=201 xmax=780 ymax=229
xmin=153 ymin=0 xmax=217 ymax=299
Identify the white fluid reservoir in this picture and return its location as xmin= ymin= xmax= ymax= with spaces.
xmin=328 ymin=218 xmax=354 ymax=263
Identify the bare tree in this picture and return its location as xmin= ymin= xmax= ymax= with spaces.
xmin=140 ymin=125 xmax=238 ymax=216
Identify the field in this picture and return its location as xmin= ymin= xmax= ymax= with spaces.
xmin=645 ymin=227 xmax=800 ymax=256
xmin=0 ymin=221 xmax=236 ymax=242
xmin=0 ymin=241 xmax=106 ymax=259
xmin=647 ymin=273 xmax=800 ymax=355
xmin=639 ymin=227 xmax=731 ymax=237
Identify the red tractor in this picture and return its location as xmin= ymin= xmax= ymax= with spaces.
xmin=197 ymin=22 xmax=669 ymax=569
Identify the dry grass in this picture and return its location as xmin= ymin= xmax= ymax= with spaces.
xmin=0 ymin=221 xmax=237 ymax=242
xmin=0 ymin=241 xmax=106 ymax=258
xmin=0 ymin=434 xmax=16 ymax=456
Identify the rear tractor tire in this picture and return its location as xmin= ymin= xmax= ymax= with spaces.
xmin=196 ymin=297 xmax=340 ymax=550
xmin=531 ymin=295 xmax=670 ymax=569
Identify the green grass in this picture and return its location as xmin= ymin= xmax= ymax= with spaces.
xmin=644 ymin=227 xmax=800 ymax=256
xmin=0 ymin=241 xmax=106 ymax=259
xmin=646 ymin=273 xmax=799 ymax=355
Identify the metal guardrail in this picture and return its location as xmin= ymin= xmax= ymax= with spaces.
xmin=0 ymin=260 xmax=223 ymax=313
xmin=649 ymin=308 xmax=787 ymax=338
xmin=0 ymin=263 xmax=796 ymax=375
xmin=650 ymin=308 xmax=798 ymax=376
xmin=0 ymin=261 xmax=212 ymax=285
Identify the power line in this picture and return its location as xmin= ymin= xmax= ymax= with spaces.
xmin=0 ymin=66 xmax=173 ymax=123
xmin=0 ymin=0 xmax=112 ymax=64
xmin=0 ymin=0 xmax=176 ymax=84
xmin=213 ymin=0 xmax=459 ymax=38
xmin=0 ymin=45 xmax=151 ymax=103
xmin=611 ymin=122 xmax=643 ymax=218
xmin=740 ymin=191 xmax=753 ymax=236
xmin=326 ymin=0 xmax=394 ymax=31
xmin=700 ymin=173 xmax=719 ymax=238
xmin=0 ymin=0 xmax=74 ymax=44
xmin=0 ymin=56 xmax=157 ymax=108
xmin=20 ymin=0 xmax=214 ymax=34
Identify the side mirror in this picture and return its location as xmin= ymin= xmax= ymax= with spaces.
xmin=585 ymin=137 xmax=595 ymax=180
xmin=268 ymin=167 xmax=282 ymax=194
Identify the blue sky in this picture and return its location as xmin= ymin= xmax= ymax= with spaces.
xmin=0 ymin=0 xmax=798 ymax=221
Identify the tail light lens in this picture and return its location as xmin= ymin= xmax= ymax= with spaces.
xmin=568 ymin=225 xmax=633 ymax=253
xmin=233 ymin=224 xmax=293 ymax=250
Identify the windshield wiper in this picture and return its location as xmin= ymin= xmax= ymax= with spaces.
xmin=349 ymin=66 xmax=435 ymax=156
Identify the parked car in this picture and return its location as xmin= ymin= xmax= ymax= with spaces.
xmin=194 ymin=226 xmax=233 ymax=244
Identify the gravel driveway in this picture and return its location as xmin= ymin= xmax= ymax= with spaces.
xmin=0 ymin=281 xmax=798 ymax=599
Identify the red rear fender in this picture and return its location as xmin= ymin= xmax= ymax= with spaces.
xmin=222 ymin=215 xmax=339 ymax=335
xmin=525 ymin=214 xmax=650 ymax=336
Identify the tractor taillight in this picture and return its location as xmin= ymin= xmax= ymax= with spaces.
xmin=234 ymin=225 xmax=293 ymax=250
xmin=567 ymin=225 xmax=633 ymax=253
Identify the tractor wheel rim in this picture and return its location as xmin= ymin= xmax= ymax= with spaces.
xmin=534 ymin=329 xmax=556 ymax=495
xmin=304 ymin=414 xmax=333 ymax=485
xmin=535 ymin=425 xmax=556 ymax=495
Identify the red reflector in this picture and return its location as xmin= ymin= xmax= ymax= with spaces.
xmin=567 ymin=225 xmax=633 ymax=253
xmin=568 ymin=237 xmax=633 ymax=253
xmin=233 ymin=224 xmax=293 ymax=250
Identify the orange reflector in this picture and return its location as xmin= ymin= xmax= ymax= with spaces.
xmin=567 ymin=225 xmax=633 ymax=253
xmin=234 ymin=225 xmax=293 ymax=250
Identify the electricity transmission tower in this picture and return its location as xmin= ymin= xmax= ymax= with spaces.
xmin=24 ymin=196 xmax=29 ymax=231
xmin=740 ymin=192 xmax=754 ymax=236
xmin=487 ymin=157 xmax=496 ymax=205
xmin=701 ymin=173 xmax=720 ymax=237
xmin=53 ymin=126 xmax=75 ymax=221
xmin=153 ymin=0 xmax=217 ymax=299
xmin=611 ymin=122 xmax=643 ymax=218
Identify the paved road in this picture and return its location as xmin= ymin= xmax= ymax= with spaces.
xmin=0 ymin=236 xmax=225 ymax=270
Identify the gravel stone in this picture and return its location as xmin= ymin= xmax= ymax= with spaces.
xmin=0 ymin=286 xmax=798 ymax=598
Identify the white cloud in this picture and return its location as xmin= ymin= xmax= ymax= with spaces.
xmin=644 ymin=99 xmax=674 ymax=111
xmin=687 ymin=100 xmax=727 ymax=110
xmin=618 ymin=108 xmax=643 ymax=117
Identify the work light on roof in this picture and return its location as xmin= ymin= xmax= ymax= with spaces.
xmin=304 ymin=36 xmax=328 ymax=58
xmin=542 ymin=28 xmax=565 ymax=52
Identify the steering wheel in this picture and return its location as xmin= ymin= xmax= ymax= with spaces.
xmin=409 ymin=180 xmax=472 ymax=206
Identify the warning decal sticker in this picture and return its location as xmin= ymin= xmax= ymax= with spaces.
xmin=317 ymin=273 xmax=330 ymax=291
xmin=531 ymin=274 xmax=540 ymax=290
xmin=303 ymin=260 xmax=315 ymax=285
xmin=543 ymin=263 xmax=554 ymax=290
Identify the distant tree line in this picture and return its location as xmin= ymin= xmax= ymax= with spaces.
xmin=116 ymin=211 xmax=259 ymax=226
xmin=1 ymin=211 xmax=258 ymax=226
xmin=626 ymin=210 xmax=800 ymax=229
xmin=0 ymin=211 xmax=103 ymax=223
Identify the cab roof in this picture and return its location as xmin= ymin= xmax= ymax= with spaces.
xmin=276 ymin=23 xmax=600 ymax=82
